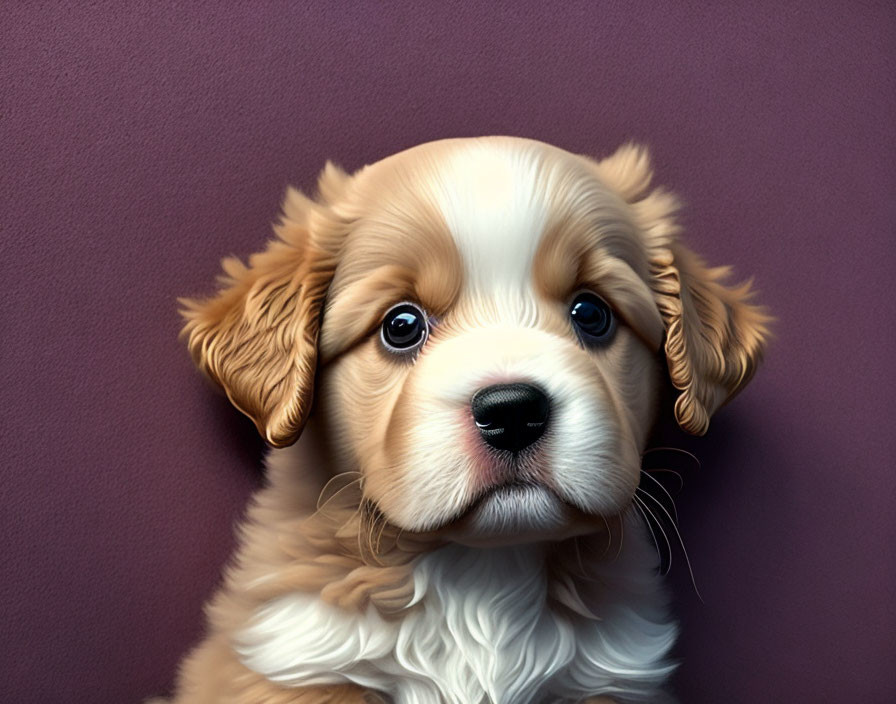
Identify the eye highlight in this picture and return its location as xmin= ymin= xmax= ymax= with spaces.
xmin=569 ymin=291 xmax=616 ymax=344
xmin=381 ymin=302 xmax=429 ymax=353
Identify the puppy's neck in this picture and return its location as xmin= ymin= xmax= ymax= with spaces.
xmin=414 ymin=542 xmax=551 ymax=598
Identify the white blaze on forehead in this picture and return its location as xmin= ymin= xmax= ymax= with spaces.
xmin=426 ymin=143 xmax=550 ymax=293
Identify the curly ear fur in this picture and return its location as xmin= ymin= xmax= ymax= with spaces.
xmin=179 ymin=169 xmax=347 ymax=447
xmin=591 ymin=144 xmax=771 ymax=435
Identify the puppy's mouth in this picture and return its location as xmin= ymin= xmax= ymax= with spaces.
xmin=463 ymin=478 xmax=545 ymax=515
xmin=432 ymin=474 xmax=597 ymax=547
xmin=434 ymin=477 xmax=548 ymax=526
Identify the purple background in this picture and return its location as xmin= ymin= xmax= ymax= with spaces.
xmin=3 ymin=2 xmax=894 ymax=701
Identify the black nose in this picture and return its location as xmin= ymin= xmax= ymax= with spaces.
xmin=471 ymin=383 xmax=550 ymax=453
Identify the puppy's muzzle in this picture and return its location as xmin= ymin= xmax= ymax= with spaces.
xmin=471 ymin=383 xmax=550 ymax=453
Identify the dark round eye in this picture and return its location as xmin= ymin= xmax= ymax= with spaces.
xmin=570 ymin=292 xmax=615 ymax=343
xmin=381 ymin=303 xmax=429 ymax=352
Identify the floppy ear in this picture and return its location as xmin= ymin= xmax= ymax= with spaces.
xmin=179 ymin=179 xmax=344 ymax=447
xmin=592 ymin=144 xmax=771 ymax=435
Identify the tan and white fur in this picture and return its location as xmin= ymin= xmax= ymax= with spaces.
xmin=168 ymin=137 xmax=769 ymax=703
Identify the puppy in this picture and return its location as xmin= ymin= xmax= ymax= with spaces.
xmin=170 ymin=137 xmax=768 ymax=703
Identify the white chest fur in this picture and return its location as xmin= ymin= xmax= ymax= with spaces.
xmin=235 ymin=535 xmax=677 ymax=704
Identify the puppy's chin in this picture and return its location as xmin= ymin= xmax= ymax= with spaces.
xmin=438 ymin=482 xmax=597 ymax=548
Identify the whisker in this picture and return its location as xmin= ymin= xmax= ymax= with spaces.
xmin=316 ymin=472 xmax=363 ymax=508
xmin=642 ymin=468 xmax=685 ymax=491
xmin=643 ymin=446 xmax=701 ymax=470
xmin=640 ymin=470 xmax=679 ymax=523
xmin=636 ymin=488 xmax=703 ymax=602
xmin=371 ymin=504 xmax=391 ymax=565
xmin=634 ymin=494 xmax=672 ymax=575
xmin=614 ymin=512 xmax=625 ymax=562
xmin=313 ymin=472 xmax=363 ymax=518
xmin=631 ymin=497 xmax=663 ymax=571
xmin=598 ymin=515 xmax=612 ymax=557
xmin=358 ymin=498 xmax=379 ymax=565
xmin=374 ymin=511 xmax=390 ymax=558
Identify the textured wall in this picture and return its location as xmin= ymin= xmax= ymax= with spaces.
xmin=3 ymin=2 xmax=894 ymax=701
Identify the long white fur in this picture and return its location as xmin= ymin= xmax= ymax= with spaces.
xmin=235 ymin=512 xmax=677 ymax=704
xmin=426 ymin=141 xmax=550 ymax=299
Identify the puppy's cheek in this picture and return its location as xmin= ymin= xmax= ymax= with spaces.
xmin=544 ymin=384 xmax=639 ymax=516
xmin=594 ymin=330 xmax=663 ymax=450
xmin=316 ymin=339 xmax=408 ymax=475
xmin=313 ymin=335 xmax=465 ymax=532
xmin=546 ymin=331 xmax=661 ymax=515
xmin=532 ymin=332 xmax=652 ymax=516
xmin=314 ymin=363 xmax=357 ymax=473
xmin=366 ymin=379 xmax=477 ymax=532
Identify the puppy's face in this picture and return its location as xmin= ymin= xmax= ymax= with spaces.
xmin=182 ymin=137 xmax=769 ymax=546
xmin=317 ymin=140 xmax=665 ymax=542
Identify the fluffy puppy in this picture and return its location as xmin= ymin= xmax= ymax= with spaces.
xmin=170 ymin=137 xmax=768 ymax=703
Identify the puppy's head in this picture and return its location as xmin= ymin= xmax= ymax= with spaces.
xmin=181 ymin=137 xmax=769 ymax=545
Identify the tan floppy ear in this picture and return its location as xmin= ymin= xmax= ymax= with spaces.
xmin=592 ymin=143 xmax=772 ymax=435
xmin=651 ymin=241 xmax=771 ymax=435
xmin=179 ymin=178 xmax=345 ymax=447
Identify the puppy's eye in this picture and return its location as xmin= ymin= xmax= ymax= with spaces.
xmin=570 ymin=292 xmax=616 ymax=344
xmin=381 ymin=302 xmax=429 ymax=353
